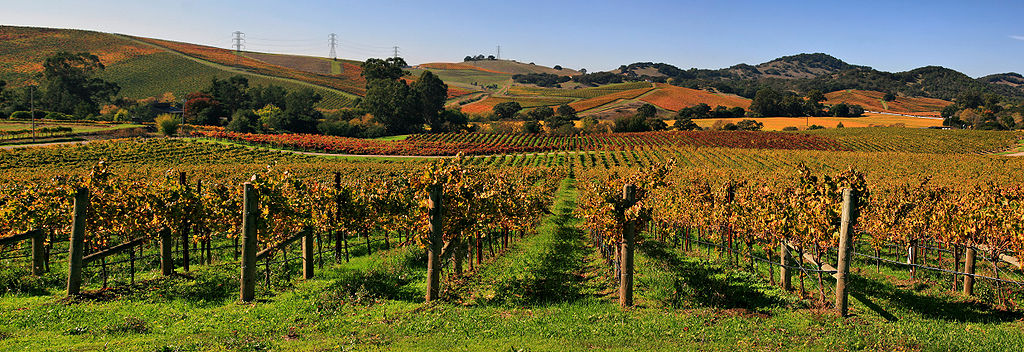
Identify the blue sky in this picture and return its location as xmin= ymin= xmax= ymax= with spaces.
xmin=2 ymin=0 xmax=1022 ymax=77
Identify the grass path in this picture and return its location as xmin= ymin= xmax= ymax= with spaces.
xmin=454 ymin=178 xmax=607 ymax=305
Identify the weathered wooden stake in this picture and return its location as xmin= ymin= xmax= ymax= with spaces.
xmin=161 ymin=227 xmax=174 ymax=275
xmin=619 ymin=184 xmax=636 ymax=308
xmin=834 ymin=188 xmax=856 ymax=317
xmin=780 ymin=242 xmax=792 ymax=291
xmin=240 ymin=183 xmax=258 ymax=302
xmin=66 ymin=188 xmax=88 ymax=296
xmin=302 ymin=229 xmax=314 ymax=280
xmin=31 ymin=230 xmax=45 ymax=275
xmin=426 ymin=185 xmax=443 ymax=302
xmin=179 ymin=172 xmax=190 ymax=272
xmin=963 ymin=247 xmax=977 ymax=296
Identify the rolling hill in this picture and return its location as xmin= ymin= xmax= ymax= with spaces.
xmin=0 ymin=25 xmax=359 ymax=109
xmin=461 ymin=59 xmax=580 ymax=76
xmin=825 ymin=89 xmax=951 ymax=117
xmin=1 ymin=25 xmax=1016 ymax=119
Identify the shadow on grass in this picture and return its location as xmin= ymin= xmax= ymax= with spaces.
xmin=638 ymin=241 xmax=788 ymax=312
xmin=849 ymin=274 xmax=1022 ymax=323
xmin=476 ymin=181 xmax=595 ymax=306
xmin=319 ymin=246 xmax=427 ymax=308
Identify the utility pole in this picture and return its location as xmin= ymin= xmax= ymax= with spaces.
xmin=393 ymin=46 xmax=399 ymax=59
xmin=497 ymin=45 xmax=501 ymax=60
xmin=232 ymin=31 xmax=245 ymax=52
xmin=328 ymin=33 xmax=337 ymax=60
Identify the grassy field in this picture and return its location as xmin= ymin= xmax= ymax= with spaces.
xmin=688 ymin=113 xmax=944 ymax=130
xmin=99 ymin=52 xmax=353 ymax=109
xmin=409 ymin=67 xmax=511 ymax=90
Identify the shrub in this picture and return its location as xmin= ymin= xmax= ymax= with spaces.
xmin=782 ymin=126 xmax=799 ymax=131
xmin=155 ymin=114 xmax=180 ymax=136
xmin=808 ymin=124 xmax=826 ymax=130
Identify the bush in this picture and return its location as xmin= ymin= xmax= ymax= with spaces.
xmin=45 ymin=112 xmax=72 ymax=120
xmin=782 ymin=126 xmax=799 ymax=131
xmin=808 ymin=124 xmax=826 ymax=130
xmin=155 ymin=114 xmax=180 ymax=136
xmin=735 ymin=119 xmax=763 ymax=131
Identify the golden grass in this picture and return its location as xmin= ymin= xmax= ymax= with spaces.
xmin=686 ymin=113 xmax=943 ymax=131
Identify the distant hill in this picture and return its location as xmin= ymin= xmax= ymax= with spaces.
xmin=979 ymin=73 xmax=1024 ymax=88
xmin=3 ymin=25 xmax=1019 ymax=118
xmin=460 ymin=59 xmax=580 ymax=76
xmin=0 ymin=25 xmax=360 ymax=109
xmin=609 ymin=53 xmax=1024 ymax=101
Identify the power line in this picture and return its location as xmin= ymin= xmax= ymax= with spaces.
xmin=232 ymin=31 xmax=245 ymax=52
xmin=329 ymin=33 xmax=337 ymax=60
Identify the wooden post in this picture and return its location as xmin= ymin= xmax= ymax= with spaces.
xmin=66 ymin=188 xmax=88 ymax=296
xmin=476 ymin=232 xmax=483 ymax=265
xmin=907 ymin=240 xmax=917 ymax=279
xmin=426 ymin=185 xmax=443 ymax=302
xmin=179 ymin=172 xmax=190 ymax=272
xmin=333 ymin=172 xmax=342 ymax=261
xmin=31 ymin=230 xmax=45 ymax=275
xmin=619 ymin=184 xmax=636 ymax=308
xmin=780 ymin=242 xmax=792 ymax=291
xmin=834 ymin=188 xmax=856 ymax=317
xmin=160 ymin=227 xmax=174 ymax=276
xmin=302 ymin=229 xmax=314 ymax=280
xmin=963 ymin=247 xmax=976 ymax=296
xmin=240 ymin=183 xmax=258 ymax=302
xmin=365 ymin=230 xmax=372 ymax=255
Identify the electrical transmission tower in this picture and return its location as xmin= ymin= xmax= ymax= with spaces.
xmin=393 ymin=46 xmax=400 ymax=59
xmin=328 ymin=33 xmax=338 ymax=60
xmin=497 ymin=45 xmax=501 ymax=60
xmin=232 ymin=31 xmax=245 ymax=52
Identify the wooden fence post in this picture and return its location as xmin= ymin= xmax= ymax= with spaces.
xmin=333 ymin=172 xmax=342 ymax=261
xmin=619 ymin=184 xmax=636 ymax=308
xmin=66 ymin=188 xmax=88 ymax=296
xmin=426 ymin=185 xmax=443 ymax=302
xmin=907 ymin=240 xmax=917 ymax=279
xmin=160 ymin=227 xmax=173 ymax=276
xmin=963 ymin=247 xmax=977 ymax=296
xmin=302 ymin=229 xmax=314 ymax=280
xmin=780 ymin=242 xmax=792 ymax=291
xmin=31 ymin=230 xmax=45 ymax=275
xmin=179 ymin=171 xmax=190 ymax=272
xmin=240 ymin=183 xmax=258 ymax=302
xmin=834 ymin=188 xmax=856 ymax=317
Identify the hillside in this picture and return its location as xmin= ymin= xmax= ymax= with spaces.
xmin=461 ymin=59 xmax=580 ymax=76
xmin=725 ymin=53 xmax=868 ymax=80
xmin=638 ymin=83 xmax=751 ymax=111
xmin=0 ymin=25 xmax=360 ymax=109
xmin=610 ymin=54 xmax=1024 ymax=101
xmin=825 ymin=89 xmax=951 ymax=117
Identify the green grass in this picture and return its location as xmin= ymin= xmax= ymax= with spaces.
xmin=100 ymin=52 xmax=353 ymax=110
xmin=373 ymin=134 xmax=411 ymax=141
xmin=409 ymin=68 xmax=511 ymax=88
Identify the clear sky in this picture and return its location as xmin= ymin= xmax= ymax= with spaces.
xmin=2 ymin=0 xmax=1022 ymax=77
